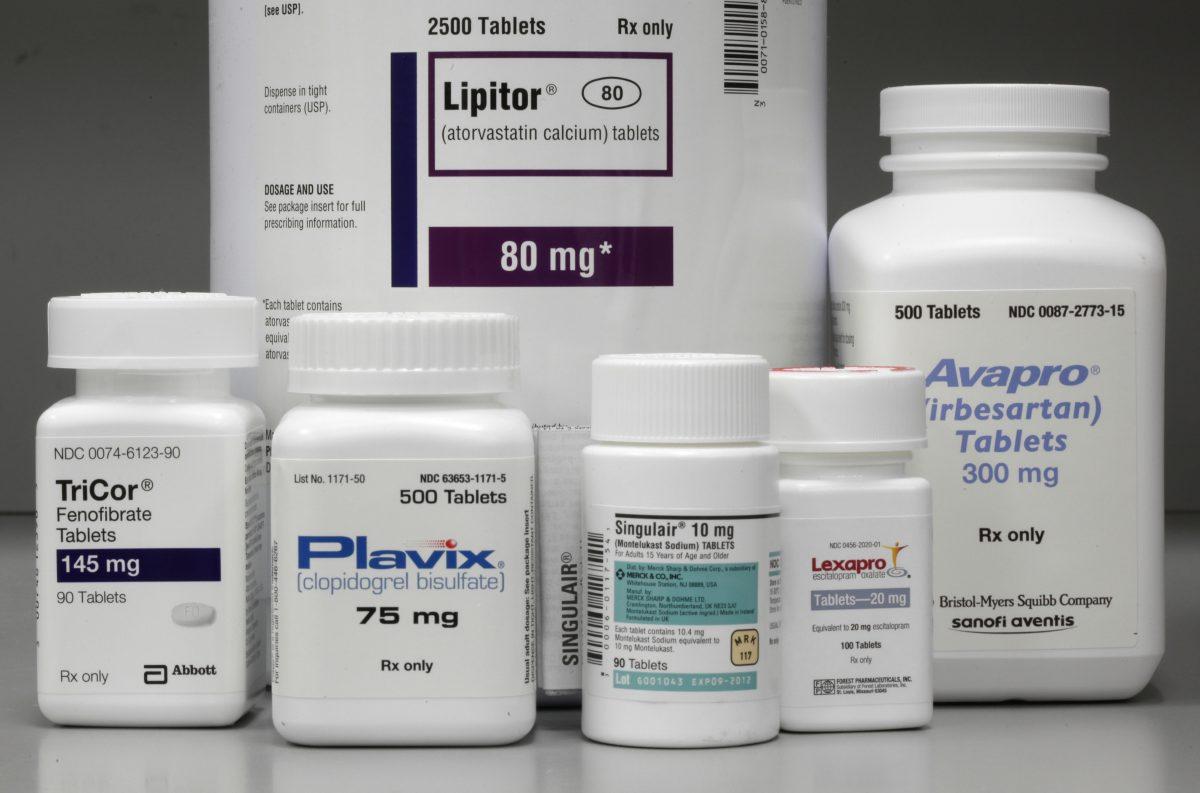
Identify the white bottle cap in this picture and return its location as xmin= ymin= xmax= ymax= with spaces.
xmin=289 ymin=312 xmax=519 ymax=396
xmin=880 ymin=84 xmax=1109 ymax=136
xmin=770 ymin=366 xmax=927 ymax=453
xmin=590 ymin=353 xmax=769 ymax=444
xmin=47 ymin=292 xmax=258 ymax=370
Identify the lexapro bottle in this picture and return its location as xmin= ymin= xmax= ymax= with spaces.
xmin=36 ymin=293 xmax=267 ymax=726
xmin=830 ymin=85 xmax=1166 ymax=700
xmin=581 ymin=354 xmax=781 ymax=748
xmin=270 ymin=312 xmax=536 ymax=746
xmin=771 ymin=367 xmax=932 ymax=731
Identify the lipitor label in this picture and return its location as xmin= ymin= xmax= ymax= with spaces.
xmin=213 ymin=0 xmax=827 ymax=427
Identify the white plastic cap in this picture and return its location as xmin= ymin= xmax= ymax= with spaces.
xmin=880 ymin=84 xmax=1109 ymax=136
xmin=591 ymin=353 xmax=769 ymax=444
xmin=47 ymin=292 xmax=258 ymax=370
xmin=770 ymin=367 xmax=927 ymax=453
xmin=288 ymin=312 xmax=519 ymax=396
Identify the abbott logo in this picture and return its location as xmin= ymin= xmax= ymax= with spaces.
xmin=143 ymin=664 xmax=168 ymax=685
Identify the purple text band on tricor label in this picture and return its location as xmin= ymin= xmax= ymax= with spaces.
xmin=429 ymin=226 xmax=673 ymax=287
xmin=56 ymin=548 xmax=222 ymax=582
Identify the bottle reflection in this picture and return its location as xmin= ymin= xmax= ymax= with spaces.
xmin=928 ymin=705 xmax=1167 ymax=792
xmin=782 ymin=727 xmax=931 ymax=792
xmin=34 ymin=700 xmax=1171 ymax=793
xmin=37 ymin=705 xmax=262 ymax=793
xmin=268 ymin=727 xmax=539 ymax=793
xmin=581 ymin=732 xmax=780 ymax=792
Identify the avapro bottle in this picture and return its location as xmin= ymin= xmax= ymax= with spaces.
xmin=270 ymin=312 xmax=536 ymax=745
xmin=830 ymin=85 xmax=1165 ymax=700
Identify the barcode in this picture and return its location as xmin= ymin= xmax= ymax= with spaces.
xmin=585 ymin=530 xmax=605 ymax=665
xmin=723 ymin=1 xmax=760 ymax=95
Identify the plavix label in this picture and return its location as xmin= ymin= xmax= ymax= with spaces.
xmin=272 ymin=457 xmax=536 ymax=699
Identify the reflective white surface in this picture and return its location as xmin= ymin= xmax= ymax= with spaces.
xmin=5 ymin=514 xmax=1198 ymax=792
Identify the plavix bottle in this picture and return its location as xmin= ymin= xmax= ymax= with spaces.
xmin=270 ymin=312 xmax=536 ymax=745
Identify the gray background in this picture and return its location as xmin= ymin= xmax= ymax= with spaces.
xmin=1 ymin=0 xmax=1196 ymax=512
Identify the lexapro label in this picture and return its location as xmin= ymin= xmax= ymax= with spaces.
xmin=832 ymin=288 xmax=1138 ymax=652
xmin=784 ymin=514 xmax=931 ymax=707
xmin=272 ymin=458 xmax=536 ymax=699
xmin=585 ymin=508 xmax=780 ymax=700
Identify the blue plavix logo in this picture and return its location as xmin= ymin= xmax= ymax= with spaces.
xmin=298 ymin=536 xmax=496 ymax=570
xmin=925 ymin=358 xmax=1090 ymax=394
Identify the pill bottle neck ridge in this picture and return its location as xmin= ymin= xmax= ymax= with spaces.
xmin=779 ymin=450 xmax=912 ymax=481
xmin=591 ymin=438 xmax=770 ymax=449
xmin=884 ymin=132 xmax=1104 ymax=194
xmin=75 ymin=369 xmax=232 ymax=398
xmin=306 ymin=392 xmax=505 ymax=407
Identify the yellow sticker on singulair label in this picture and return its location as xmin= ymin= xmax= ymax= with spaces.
xmin=731 ymin=629 xmax=759 ymax=666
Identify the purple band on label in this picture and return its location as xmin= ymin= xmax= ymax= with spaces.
xmin=429 ymin=226 xmax=673 ymax=287
xmin=56 ymin=548 xmax=221 ymax=583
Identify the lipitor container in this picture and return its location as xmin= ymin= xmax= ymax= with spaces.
xmin=209 ymin=0 xmax=828 ymax=701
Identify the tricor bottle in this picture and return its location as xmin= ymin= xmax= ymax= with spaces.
xmin=830 ymin=84 xmax=1165 ymax=700
xmin=771 ymin=366 xmax=932 ymax=731
xmin=270 ymin=312 xmax=536 ymax=746
xmin=36 ymin=293 xmax=267 ymax=726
